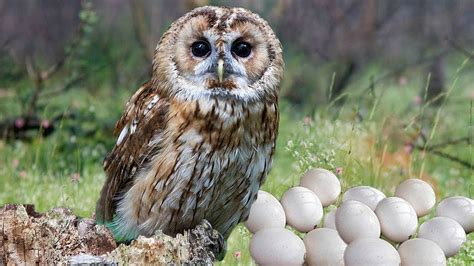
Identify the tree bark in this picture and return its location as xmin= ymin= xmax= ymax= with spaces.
xmin=1 ymin=204 xmax=218 ymax=264
xmin=424 ymin=57 xmax=445 ymax=106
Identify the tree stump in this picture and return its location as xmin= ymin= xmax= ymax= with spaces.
xmin=0 ymin=204 xmax=219 ymax=265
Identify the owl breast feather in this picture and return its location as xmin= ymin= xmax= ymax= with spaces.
xmin=110 ymin=96 xmax=278 ymax=241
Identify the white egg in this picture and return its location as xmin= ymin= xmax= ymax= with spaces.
xmin=344 ymin=238 xmax=400 ymax=266
xmin=398 ymin=238 xmax=446 ymax=266
xmin=418 ymin=216 xmax=467 ymax=257
xmin=299 ymin=168 xmax=341 ymax=206
xmin=342 ymin=186 xmax=386 ymax=210
xmin=250 ymin=228 xmax=306 ymax=266
xmin=245 ymin=190 xmax=286 ymax=233
xmin=304 ymin=228 xmax=347 ymax=266
xmin=335 ymin=200 xmax=381 ymax=243
xmin=375 ymin=197 xmax=418 ymax=242
xmin=395 ymin=178 xmax=436 ymax=217
xmin=281 ymin=186 xmax=323 ymax=232
xmin=436 ymin=196 xmax=474 ymax=233
xmin=323 ymin=209 xmax=337 ymax=230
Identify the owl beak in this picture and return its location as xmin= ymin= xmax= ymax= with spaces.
xmin=217 ymin=59 xmax=224 ymax=83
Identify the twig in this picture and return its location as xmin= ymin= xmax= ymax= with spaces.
xmin=429 ymin=150 xmax=473 ymax=169
xmin=24 ymin=57 xmax=43 ymax=118
xmin=412 ymin=131 xmax=473 ymax=168
xmin=40 ymin=62 xmax=110 ymax=98
xmin=0 ymin=37 xmax=12 ymax=51
xmin=21 ymin=2 xmax=90 ymax=119
xmin=447 ymin=38 xmax=474 ymax=59
xmin=39 ymin=74 xmax=85 ymax=98
xmin=413 ymin=145 xmax=473 ymax=169
xmin=428 ymin=137 xmax=471 ymax=149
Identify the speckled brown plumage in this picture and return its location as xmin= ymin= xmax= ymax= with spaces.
xmin=96 ymin=6 xmax=283 ymax=241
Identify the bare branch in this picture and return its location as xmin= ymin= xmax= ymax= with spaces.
xmin=413 ymin=145 xmax=473 ymax=169
xmin=447 ymin=38 xmax=474 ymax=59
xmin=428 ymin=136 xmax=471 ymax=149
xmin=412 ymin=131 xmax=473 ymax=169
xmin=20 ymin=1 xmax=91 ymax=119
xmin=360 ymin=49 xmax=450 ymax=93
xmin=24 ymin=57 xmax=42 ymax=118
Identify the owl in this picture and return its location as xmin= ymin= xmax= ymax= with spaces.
xmin=96 ymin=6 xmax=284 ymax=242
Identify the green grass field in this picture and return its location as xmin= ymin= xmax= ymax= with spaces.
xmin=1 ymin=59 xmax=473 ymax=264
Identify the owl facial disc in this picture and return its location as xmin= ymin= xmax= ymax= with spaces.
xmin=153 ymin=6 xmax=284 ymax=103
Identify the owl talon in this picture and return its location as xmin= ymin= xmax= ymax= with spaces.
xmin=214 ymin=232 xmax=226 ymax=261
xmin=188 ymin=220 xmax=227 ymax=262
xmin=200 ymin=219 xmax=213 ymax=232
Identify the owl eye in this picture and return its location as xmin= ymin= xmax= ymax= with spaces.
xmin=232 ymin=41 xmax=252 ymax=58
xmin=191 ymin=41 xmax=211 ymax=57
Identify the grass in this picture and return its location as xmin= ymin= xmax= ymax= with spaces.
xmin=0 ymin=59 xmax=473 ymax=265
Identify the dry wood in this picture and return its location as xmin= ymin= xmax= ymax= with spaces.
xmin=0 ymin=204 xmax=219 ymax=265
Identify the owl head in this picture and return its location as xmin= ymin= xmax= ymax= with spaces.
xmin=152 ymin=6 xmax=284 ymax=103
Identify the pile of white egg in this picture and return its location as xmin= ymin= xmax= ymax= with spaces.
xmin=246 ymin=168 xmax=474 ymax=265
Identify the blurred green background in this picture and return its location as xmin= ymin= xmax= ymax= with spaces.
xmin=0 ymin=0 xmax=473 ymax=264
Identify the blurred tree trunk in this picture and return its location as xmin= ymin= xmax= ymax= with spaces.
xmin=185 ymin=0 xmax=209 ymax=10
xmin=362 ymin=0 xmax=376 ymax=49
xmin=424 ymin=57 xmax=445 ymax=105
xmin=330 ymin=0 xmax=376 ymax=104
xmin=331 ymin=61 xmax=357 ymax=104
xmin=130 ymin=0 xmax=154 ymax=70
xmin=270 ymin=0 xmax=287 ymax=22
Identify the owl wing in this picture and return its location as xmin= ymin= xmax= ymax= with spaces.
xmin=96 ymin=82 xmax=169 ymax=223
